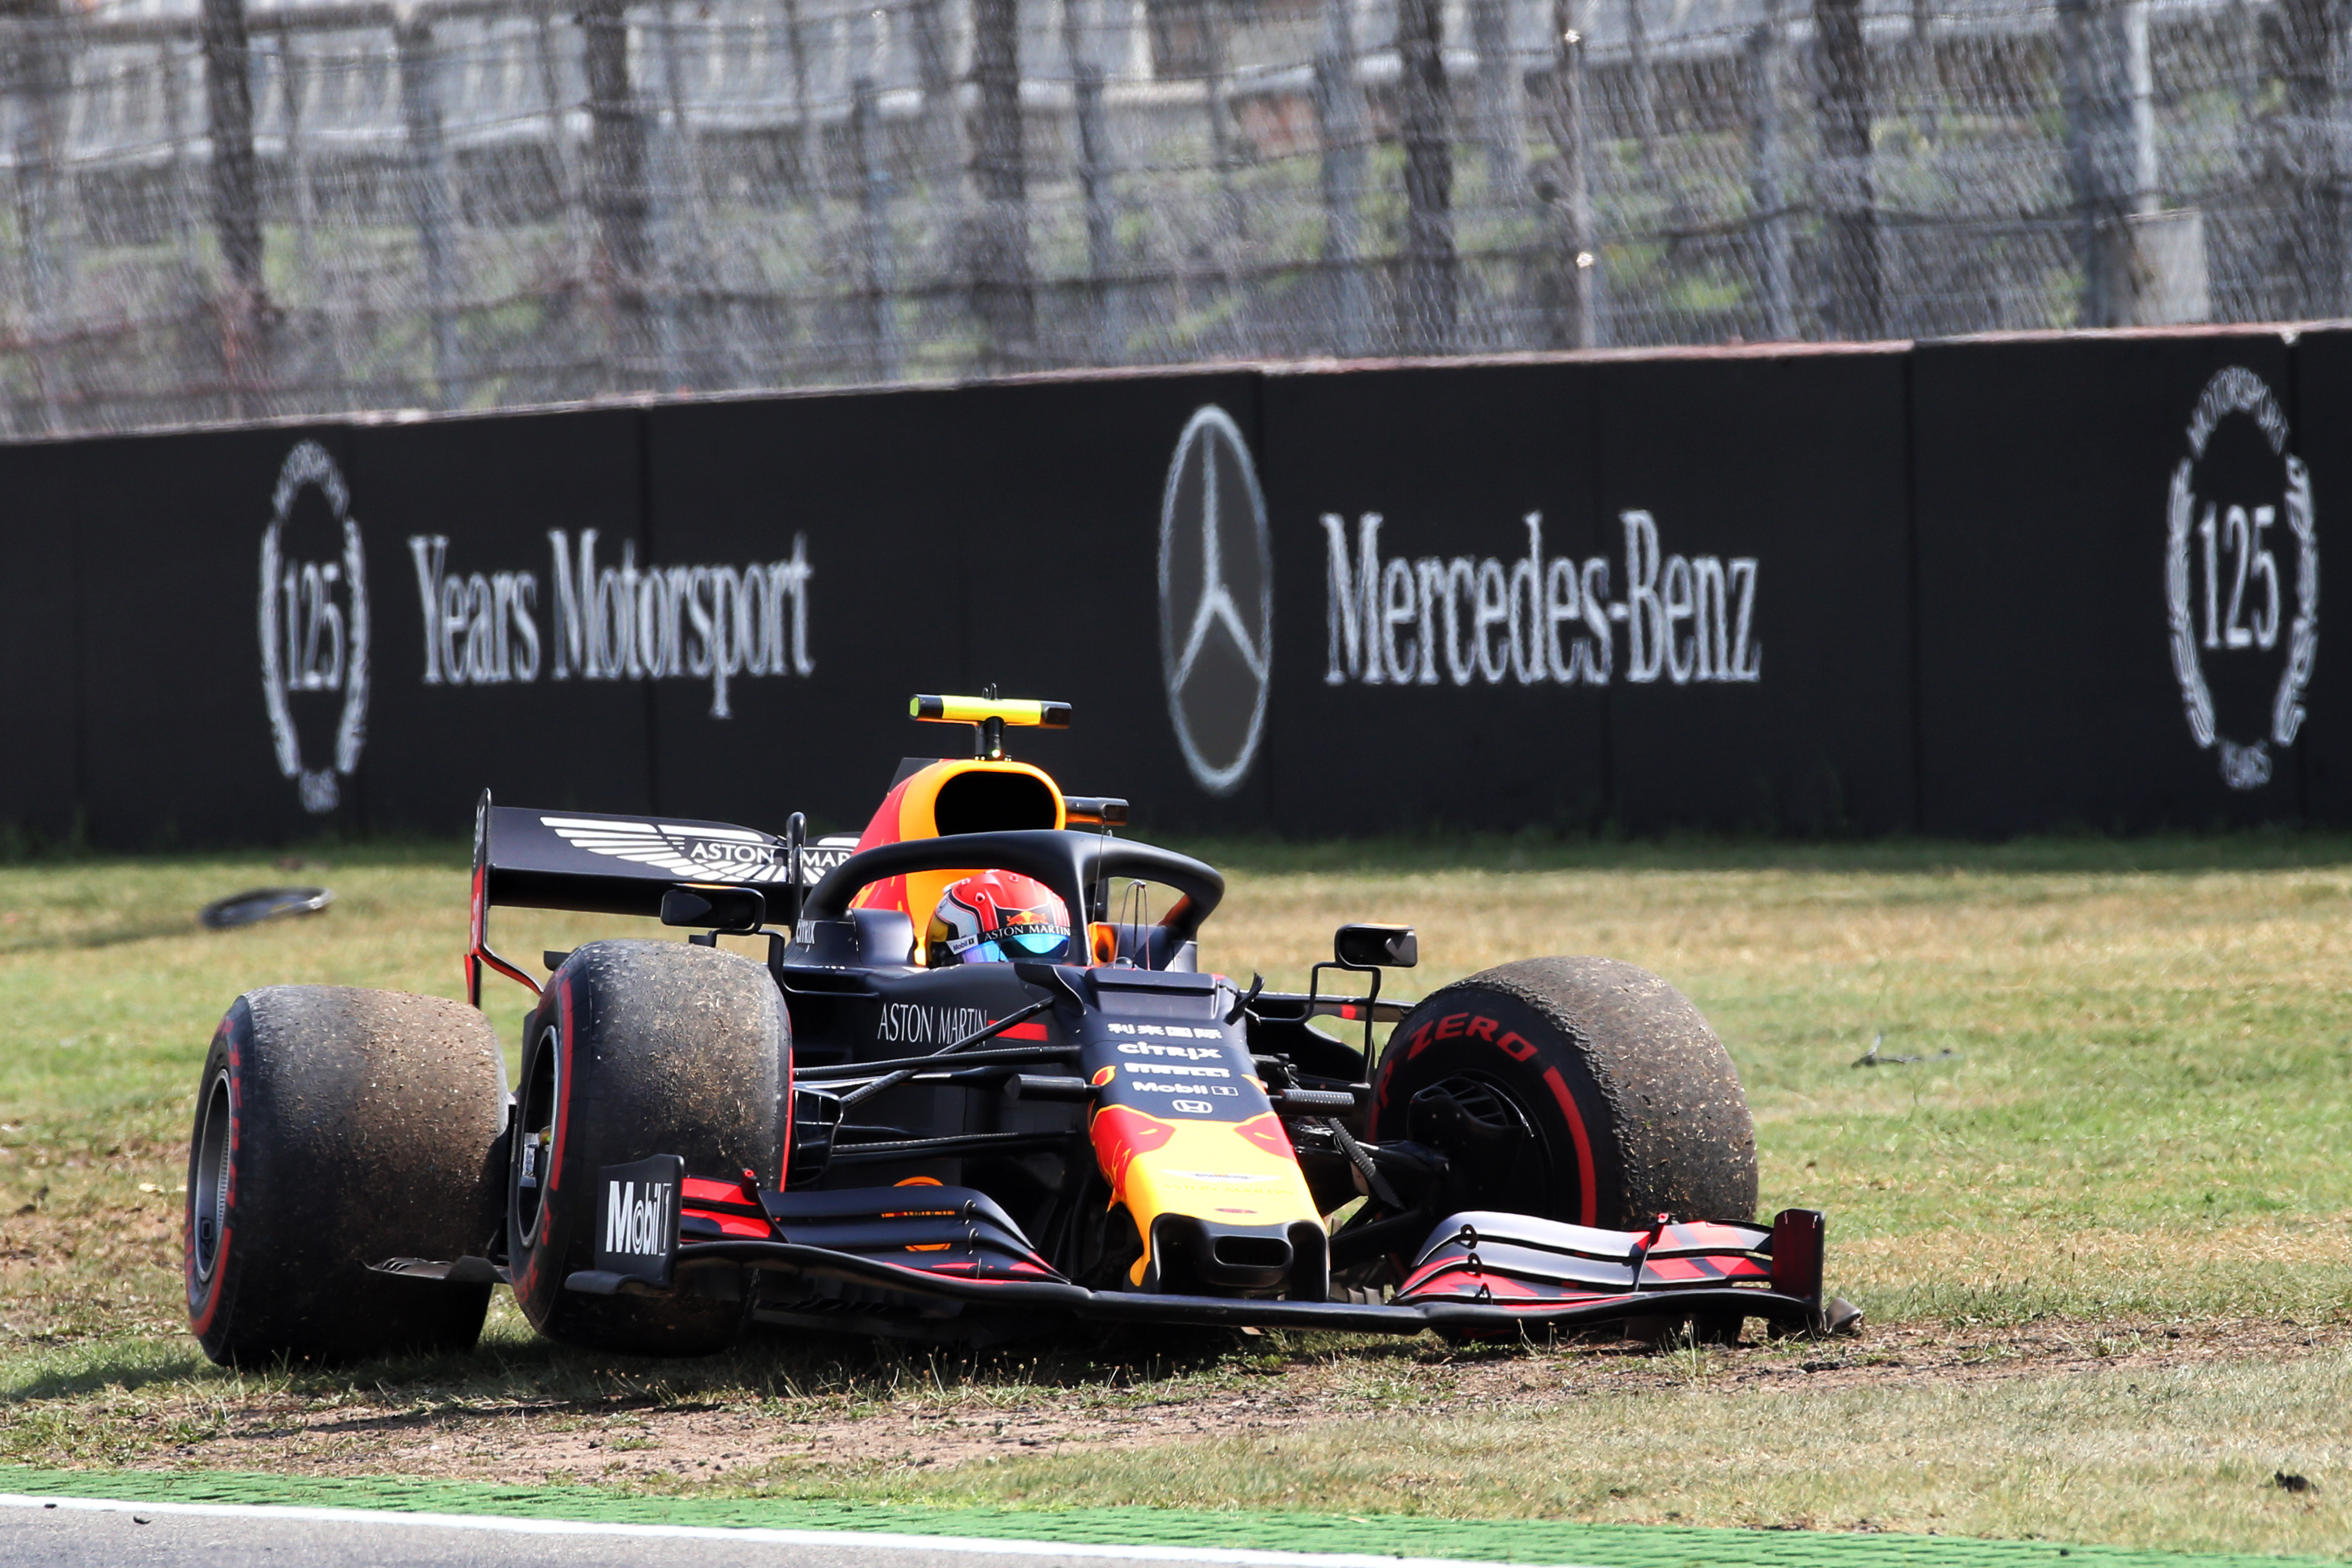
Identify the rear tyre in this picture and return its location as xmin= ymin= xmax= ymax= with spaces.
xmin=1369 ymin=956 xmax=1757 ymax=1230
xmin=185 ymin=988 xmax=506 ymax=1367
xmin=508 ymin=940 xmax=788 ymax=1357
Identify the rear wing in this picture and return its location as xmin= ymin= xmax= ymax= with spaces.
xmin=466 ymin=792 xmax=853 ymax=1004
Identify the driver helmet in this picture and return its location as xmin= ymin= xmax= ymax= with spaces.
xmin=926 ymin=871 xmax=1072 ymax=966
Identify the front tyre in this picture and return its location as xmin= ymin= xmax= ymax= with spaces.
xmin=1369 ymin=956 xmax=1757 ymax=1230
xmin=185 ymin=988 xmax=506 ymax=1367
xmin=508 ymin=940 xmax=788 ymax=1357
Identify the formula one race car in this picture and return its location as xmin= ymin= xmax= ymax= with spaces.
xmin=184 ymin=695 xmax=1849 ymax=1364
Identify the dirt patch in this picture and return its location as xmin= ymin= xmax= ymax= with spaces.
xmin=113 ymin=1314 xmax=2349 ymax=1486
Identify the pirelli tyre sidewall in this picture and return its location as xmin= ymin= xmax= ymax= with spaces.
xmin=509 ymin=939 xmax=789 ymax=1357
xmin=1369 ymin=956 xmax=1758 ymax=1230
xmin=184 ymin=987 xmax=506 ymax=1367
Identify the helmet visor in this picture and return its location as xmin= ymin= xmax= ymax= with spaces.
xmin=946 ymin=920 xmax=1069 ymax=964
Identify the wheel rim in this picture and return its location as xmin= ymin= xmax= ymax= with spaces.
xmin=191 ymin=1068 xmax=233 ymax=1284
xmin=512 ymin=1024 xmax=560 ymax=1246
xmin=1411 ymin=1070 xmax=1567 ymax=1217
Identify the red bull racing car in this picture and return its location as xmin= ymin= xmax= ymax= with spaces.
xmin=184 ymin=696 xmax=1851 ymax=1362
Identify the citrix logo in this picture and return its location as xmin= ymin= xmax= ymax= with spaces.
xmin=1323 ymin=510 xmax=1759 ymax=688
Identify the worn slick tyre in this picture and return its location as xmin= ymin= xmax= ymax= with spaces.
xmin=509 ymin=940 xmax=788 ymax=1357
xmin=185 ymin=988 xmax=506 ymax=1367
xmin=1369 ymin=957 xmax=1757 ymax=1229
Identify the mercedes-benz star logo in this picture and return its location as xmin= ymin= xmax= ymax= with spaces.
xmin=1159 ymin=406 xmax=1273 ymax=796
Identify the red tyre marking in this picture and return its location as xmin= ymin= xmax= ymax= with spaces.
xmin=549 ymin=977 xmax=575 ymax=1194
xmin=1465 ymin=1016 xmax=1497 ymax=1043
xmin=1496 ymin=1030 xmax=1537 ymax=1062
xmin=1541 ymin=1065 xmax=1598 ymax=1226
xmin=1434 ymin=1013 xmax=1468 ymax=1040
xmin=187 ymin=1223 xmax=231 ymax=1336
xmin=187 ymin=1019 xmax=240 ymax=1337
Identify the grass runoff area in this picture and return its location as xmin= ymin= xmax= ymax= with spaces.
xmin=5 ymin=833 xmax=2352 ymax=1559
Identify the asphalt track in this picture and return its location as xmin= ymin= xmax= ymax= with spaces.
xmin=0 ymin=1496 xmax=1573 ymax=1568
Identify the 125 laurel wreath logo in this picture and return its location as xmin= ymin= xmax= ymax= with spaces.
xmin=2163 ymin=368 xmax=2318 ymax=791
xmin=258 ymin=441 xmax=371 ymax=815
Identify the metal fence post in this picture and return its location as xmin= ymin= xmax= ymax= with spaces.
xmin=2060 ymin=0 xmax=2146 ymax=326
xmin=2279 ymin=0 xmax=2349 ymax=317
xmin=1314 ymin=0 xmax=1371 ymax=356
xmin=1470 ymin=0 xmax=1527 ymax=204
xmin=1908 ymin=0 xmax=1940 ymax=147
xmin=1538 ymin=0 xmax=1595 ymax=348
xmin=1626 ymin=0 xmax=1657 ymax=168
xmin=911 ymin=0 xmax=958 ymax=191
xmin=1064 ymin=0 xmax=1122 ymax=363
xmin=201 ymin=0 xmax=270 ymax=416
xmin=6 ymin=0 xmax=70 ymax=433
xmin=582 ymin=0 xmax=654 ymax=387
xmin=1397 ymin=0 xmax=1456 ymax=354
xmin=1813 ymin=0 xmax=1882 ymax=338
xmin=852 ymin=73 xmax=902 ymax=380
xmin=1746 ymin=0 xmax=1793 ymax=338
xmin=655 ymin=0 xmax=733 ymax=388
xmin=158 ymin=40 xmax=214 ymax=398
xmin=395 ymin=11 xmax=463 ymax=407
xmin=968 ymin=0 xmax=1034 ymax=372
xmin=776 ymin=0 xmax=811 ymax=194
xmin=275 ymin=34 xmax=317 ymax=285
xmin=534 ymin=0 xmax=586 ymax=271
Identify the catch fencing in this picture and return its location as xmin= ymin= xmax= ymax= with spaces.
xmin=3 ymin=0 xmax=2350 ymax=436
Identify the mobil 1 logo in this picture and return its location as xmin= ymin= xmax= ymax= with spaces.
xmin=2165 ymin=368 xmax=2318 ymax=790
xmin=596 ymin=1154 xmax=683 ymax=1287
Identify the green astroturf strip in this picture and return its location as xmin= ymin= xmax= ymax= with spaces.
xmin=0 ymin=1468 xmax=2333 ymax=1568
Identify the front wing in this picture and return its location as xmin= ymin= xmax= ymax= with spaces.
xmin=555 ymin=1169 xmax=1839 ymax=1337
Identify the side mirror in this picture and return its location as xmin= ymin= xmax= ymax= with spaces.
xmin=662 ymin=885 xmax=767 ymax=934
xmin=1334 ymin=923 xmax=1417 ymax=968
xmin=1063 ymin=795 xmax=1130 ymax=828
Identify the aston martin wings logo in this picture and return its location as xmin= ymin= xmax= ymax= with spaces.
xmin=542 ymin=817 xmax=790 ymax=882
xmin=541 ymin=818 xmax=858 ymax=885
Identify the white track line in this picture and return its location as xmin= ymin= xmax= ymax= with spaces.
xmin=0 ymin=1493 xmax=1608 ymax=1568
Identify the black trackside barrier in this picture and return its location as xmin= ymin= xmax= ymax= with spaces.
xmin=347 ymin=407 xmax=661 ymax=827
xmin=0 ymin=438 xmax=74 ymax=845
xmin=0 ymin=328 xmax=2333 ymax=848
xmin=66 ymin=422 xmax=365 ymax=848
xmin=2292 ymin=327 xmax=2352 ymax=824
xmin=1587 ymin=348 xmax=1915 ymax=836
xmin=1911 ymin=329 xmax=2311 ymax=834
xmin=638 ymin=371 xmax=1271 ymax=838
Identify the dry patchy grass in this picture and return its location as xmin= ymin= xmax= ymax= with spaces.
xmin=6 ymin=833 xmax=2352 ymax=1551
